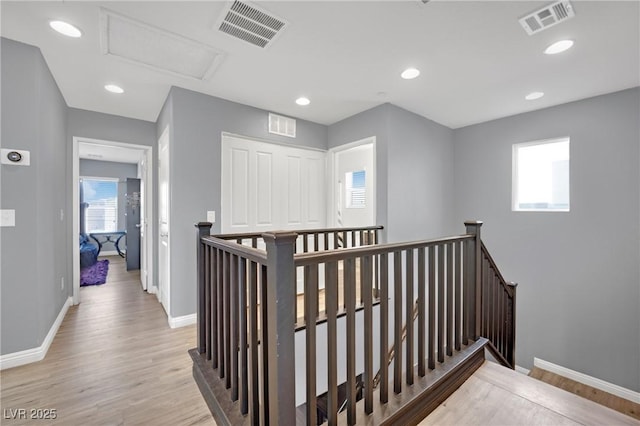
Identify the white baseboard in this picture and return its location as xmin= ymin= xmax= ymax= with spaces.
xmin=98 ymin=250 xmax=118 ymax=257
xmin=515 ymin=365 xmax=531 ymax=375
xmin=168 ymin=313 xmax=197 ymax=329
xmin=534 ymin=357 xmax=640 ymax=403
xmin=0 ymin=297 xmax=72 ymax=370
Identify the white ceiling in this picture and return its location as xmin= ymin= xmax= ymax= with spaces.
xmin=1 ymin=1 xmax=638 ymax=128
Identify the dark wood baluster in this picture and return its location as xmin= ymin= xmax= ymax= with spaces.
xmin=248 ymin=262 xmax=259 ymax=425
xmin=260 ymin=264 xmax=269 ymax=423
xmin=314 ymin=233 xmax=319 ymax=252
xmin=437 ymin=244 xmax=445 ymax=363
xmin=418 ymin=247 xmax=426 ymax=376
xmin=205 ymin=245 xmax=211 ymax=360
xmin=251 ymin=237 xmax=257 ymax=249
xmin=304 ymin=264 xmax=318 ymax=426
xmin=446 ymin=243 xmax=454 ymax=357
xmin=231 ymin=254 xmax=239 ymax=401
xmin=428 ymin=246 xmax=435 ymax=370
xmin=224 ymin=252 xmax=231 ymax=388
xmin=303 ymin=233 xmax=309 ymax=253
xmin=393 ymin=251 xmax=403 ymax=393
xmin=405 ymin=249 xmax=414 ymax=385
xmin=363 ymin=255 xmax=373 ymax=414
xmin=210 ymin=247 xmax=218 ymax=366
xmin=326 ymin=261 xmax=339 ymax=426
xmin=379 ymin=253 xmax=389 ymax=404
xmin=462 ymin=241 xmax=469 ymax=345
xmin=482 ymin=258 xmax=489 ymax=337
xmin=334 ymin=231 xmax=340 ymax=249
xmin=343 ymin=231 xmax=348 ymax=249
xmin=345 ymin=258 xmax=357 ymax=425
xmin=454 ymin=242 xmax=461 ymax=351
xmin=218 ymin=250 xmax=225 ymax=378
xmin=324 ymin=232 xmax=329 ymax=251
xmin=239 ymin=257 xmax=248 ymax=415
xmin=351 ymin=230 xmax=356 ymax=248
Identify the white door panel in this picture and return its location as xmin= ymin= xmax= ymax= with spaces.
xmin=222 ymin=135 xmax=326 ymax=234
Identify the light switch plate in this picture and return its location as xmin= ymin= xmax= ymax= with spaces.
xmin=0 ymin=209 xmax=16 ymax=227
xmin=207 ymin=211 xmax=216 ymax=223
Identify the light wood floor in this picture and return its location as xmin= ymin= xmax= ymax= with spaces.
xmin=0 ymin=256 xmax=215 ymax=426
xmin=529 ymin=366 xmax=640 ymax=421
xmin=421 ymin=360 xmax=639 ymax=426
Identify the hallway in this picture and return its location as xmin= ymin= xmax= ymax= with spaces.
xmin=0 ymin=256 xmax=215 ymax=425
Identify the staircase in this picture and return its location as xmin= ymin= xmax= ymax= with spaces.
xmin=191 ymin=221 xmax=517 ymax=425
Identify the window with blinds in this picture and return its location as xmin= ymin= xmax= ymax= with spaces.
xmin=81 ymin=178 xmax=118 ymax=232
xmin=345 ymin=170 xmax=366 ymax=209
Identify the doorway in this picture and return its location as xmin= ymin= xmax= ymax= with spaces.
xmin=72 ymin=137 xmax=154 ymax=305
xmin=330 ymin=137 xmax=376 ymax=228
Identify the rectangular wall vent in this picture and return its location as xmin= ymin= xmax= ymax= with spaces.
xmin=216 ymin=1 xmax=287 ymax=48
xmin=268 ymin=113 xmax=296 ymax=138
xmin=519 ymin=1 xmax=575 ymax=35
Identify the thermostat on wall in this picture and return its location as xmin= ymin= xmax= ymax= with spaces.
xmin=1 ymin=149 xmax=30 ymax=166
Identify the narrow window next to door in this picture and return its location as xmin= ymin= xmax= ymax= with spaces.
xmin=345 ymin=170 xmax=366 ymax=209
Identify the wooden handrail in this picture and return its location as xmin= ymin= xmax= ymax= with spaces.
xmin=201 ymin=235 xmax=267 ymax=263
xmin=294 ymin=235 xmax=473 ymax=266
xmin=213 ymin=225 xmax=384 ymax=241
xmin=481 ymin=241 xmax=514 ymax=297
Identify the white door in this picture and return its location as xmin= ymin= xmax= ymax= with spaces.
xmin=333 ymin=139 xmax=376 ymax=228
xmin=137 ymin=149 xmax=154 ymax=292
xmin=158 ymin=126 xmax=170 ymax=314
xmin=221 ymin=134 xmax=326 ymax=234
xmin=138 ymin=157 xmax=147 ymax=290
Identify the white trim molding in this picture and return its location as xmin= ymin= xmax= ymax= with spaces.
xmin=534 ymin=357 xmax=640 ymax=403
xmin=168 ymin=313 xmax=196 ymax=329
xmin=0 ymin=297 xmax=72 ymax=370
xmin=515 ymin=365 xmax=531 ymax=375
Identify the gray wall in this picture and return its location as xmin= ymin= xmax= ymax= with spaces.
xmin=453 ymin=87 xmax=640 ymax=392
xmin=1 ymin=38 xmax=69 ymax=355
xmin=79 ymin=159 xmax=138 ymax=252
xmin=328 ymin=103 xmax=456 ymax=243
xmin=164 ymin=87 xmax=327 ymax=317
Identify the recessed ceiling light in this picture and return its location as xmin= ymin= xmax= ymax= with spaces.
xmin=544 ymin=40 xmax=574 ymax=55
xmin=296 ymin=97 xmax=310 ymax=106
xmin=104 ymin=84 xmax=124 ymax=94
xmin=49 ymin=20 xmax=82 ymax=38
xmin=525 ymin=91 xmax=544 ymax=100
xmin=401 ymin=67 xmax=420 ymax=80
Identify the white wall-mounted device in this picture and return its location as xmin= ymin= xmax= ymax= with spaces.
xmin=1 ymin=148 xmax=30 ymax=166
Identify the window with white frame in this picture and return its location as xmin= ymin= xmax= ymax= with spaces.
xmin=512 ymin=137 xmax=570 ymax=212
xmin=345 ymin=170 xmax=366 ymax=208
xmin=81 ymin=177 xmax=118 ymax=232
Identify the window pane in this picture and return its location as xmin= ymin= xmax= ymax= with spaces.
xmin=345 ymin=170 xmax=366 ymax=209
xmin=82 ymin=178 xmax=118 ymax=232
xmin=513 ymin=139 xmax=569 ymax=211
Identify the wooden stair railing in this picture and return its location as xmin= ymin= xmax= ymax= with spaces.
xmin=191 ymin=221 xmax=517 ymax=425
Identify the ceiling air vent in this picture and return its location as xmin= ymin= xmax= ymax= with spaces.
xmin=217 ymin=1 xmax=287 ymax=48
xmin=268 ymin=113 xmax=296 ymax=138
xmin=519 ymin=1 xmax=575 ymax=35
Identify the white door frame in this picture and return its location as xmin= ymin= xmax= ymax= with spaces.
xmin=327 ymin=136 xmax=376 ymax=227
xmin=72 ymin=137 xmax=154 ymax=305
xmin=157 ymin=126 xmax=170 ymax=314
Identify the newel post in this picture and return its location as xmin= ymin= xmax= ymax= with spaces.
xmin=465 ymin=221 xmax=483 ymax=340
xmin=263 ymin=231 xmax=298 ymax=426
xmin=195 ymin=222 xmax=212 ymax=353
